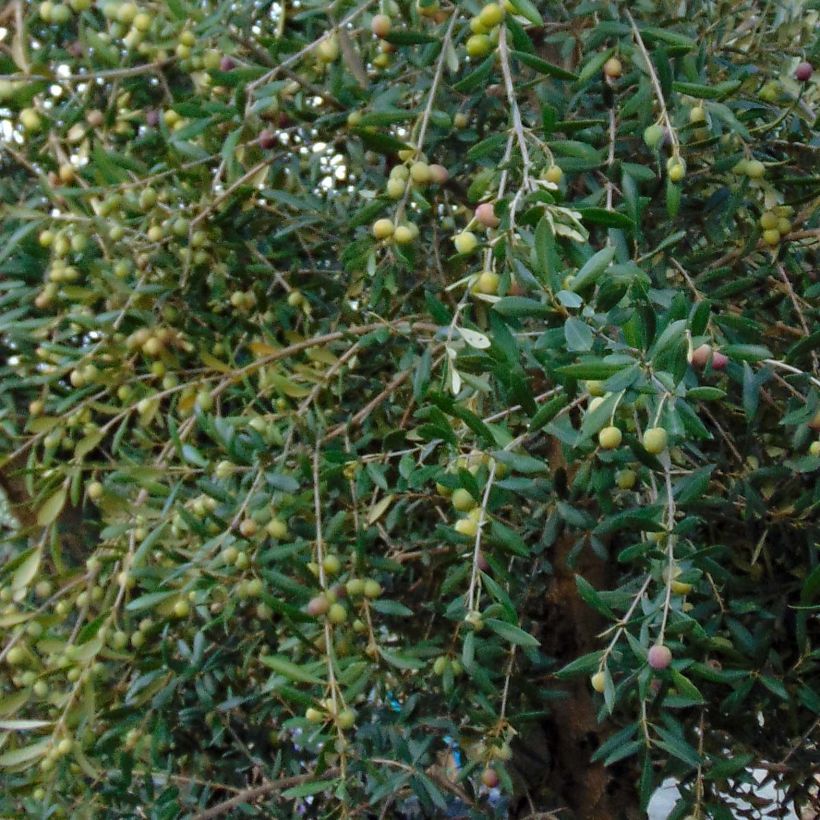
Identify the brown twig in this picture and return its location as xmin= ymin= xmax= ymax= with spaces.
xmin=192 ymin=768 xmax=341 ymax=819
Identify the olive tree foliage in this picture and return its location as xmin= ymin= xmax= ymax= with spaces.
xmin=0 ymin=0 xmax=818 ymax=816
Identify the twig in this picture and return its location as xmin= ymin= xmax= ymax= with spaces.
xmin=625 ymin=10 xmax=679 ymax=156
xmin=658 ymin=457 xmax=677 ymax=642
xmin=192 ymin=768 xmax=341 ymax=820
xmin=498 ymin=26 xmax=531 ymax=180
xmin=465 ymin=462 xmax=496 ymax=613
xmin=324 ymin=368 xmax=412 ymax=441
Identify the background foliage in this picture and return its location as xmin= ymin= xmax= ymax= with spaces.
xmin=0 ymin=0 xmax=818 ymax=816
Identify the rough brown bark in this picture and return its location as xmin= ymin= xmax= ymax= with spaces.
xmin=508 ymin=439 xmax=641 ymax=819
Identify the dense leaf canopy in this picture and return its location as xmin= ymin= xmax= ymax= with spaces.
xmin=0 ymin=0 xmax=818 ymax=817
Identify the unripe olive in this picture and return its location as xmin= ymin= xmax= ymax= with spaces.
xmin=6 ymin=646 xmax=26 ymax=666
xmin=455 ymin=518 xmax=478 ymax=537
xmin=479 ymin=3 xmax=504 ymax=27
xmin=266 ymin=517 xmax=288 ymax=539
xmin=409 ymin=161 xmax=431 ymax=184
xmin=372 ymin=218 xmax=395 ymax=239
xmin=598 ymin=426 xmax=622 ymax=450
xmin=20 ymin=108 xmax=43 ymax=133
xmin=466 ymin=34 xmax=491 ymax=58
xmin=643 ymin=427 xmax=668 ymax=454
xmin=393 ymin=225 xmax=415 ymax=245
xmin=643 ymin=124 xmax=664 ymax=148
xmin=386 ymin=177 xmax=405 ymax=198
xmin=615 ymin=469 xmax=637 ymax=490
xmin=475 ymin=271 xmax=499 ymax=295
xmin=305 ymin=706 xmax=324 ymax=723
xmin=746 ymin=160 xmax=765 ymax=179
xmin=363 ymin=579 xmax=382 ymax=599
xmin=87 ymin=481 xmax=104 ymax=501
xmin=453 ymin=231 xmax=478 ymax=254
xmin=336 ymin=707 xmax=356 ymax=729
xmin=323 ymin=554 xmax=341 ymax=575
xmin=328 ymin=603 xmax=347 ymax=624
xmin=452 ymin=488 xmax=476 ymax=512
xmin=603 ymin=57 xmax=622 ymax=78
xmin=433 ymin=655 xmax=448 ymax=675
xmin=173 ymin=599 xmax=190 ymax=618
xmin=667 ymin=156 xmax=686 ymax=183
xmin=346 ymin=578 xmax=365 ymax=596
xmin=591 ymin=671 xmax=606 ymax=693
xmin=316 ymin=35 xmax=340 ymax=63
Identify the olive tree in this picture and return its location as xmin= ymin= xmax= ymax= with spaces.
xmin=0 ymin=0 xmax=818 ymax=817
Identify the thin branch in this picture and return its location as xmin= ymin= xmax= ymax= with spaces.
xmin=625 ymin=10 xmax=679 ymax=156
xmin=192 ymin=768 xmax=341 ymax=820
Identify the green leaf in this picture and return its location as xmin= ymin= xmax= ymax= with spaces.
xmin=490 ymin=450 xmax=546 ymax=474
xmin=282 ymin=779 xmax=337 ymax=799
xmin=569 ymin=245 xmax=616 ymax=292
xmin=669 ymin=669 xmax=705 ymax=704
xmin=377 ymin=647 xmax=423 ymax=670
xmin=369 ymin=599 xmax=414 ymax=617
xmin=721 ymin=344 xmax=771 ymax=362
xmin=705 ymin=752 xmax=755 ymax=781
xmin=36 ymin=487 xmax=67 ymax=527
xmin=74 ymin=430 xmax=103 ymax=460
xmin=639 ymin=26 xmax=696 ymax=50
xmin=0 ymin=738 xmax=51 ymax=767
xmin=555 ymin=651 xmax=602 ymax=678
xmin=492 ymin=296 xmax=552 ymax=318
xmin=686 ymin=386 xmax=726 ymax=400
xmin=489 ymin=519 xmax=529 ymax=557
xmin=484 ymin=618 xmax=540 ymax=647
xmin=0 ymin=221 xmax=42 ymax=265
xmin=529 ymin=395 xmax=568 ymax=432
xmin=510 ymin=50 xmax=577 ymax=80
xmin=69 ymin=637 xmax=102 ymax=664
xmin=576 ymin=207 xmax=635 ymax=229
xmin=11 ymin=548 xmax=40 ymax=592
xmin=261 ymin=655 xmax=324 ymax=685
xmin=125 ymin=591 xmax=176 ymax=612
xmin=453 ymin=55 xmax=495 ymax=93
xmin=506 ymin=0 xmax=543 ymax=25
xmin=574 ymin=576 xmax=615 ymax=618
xmin=673 ymin=466 xmax=714 ymax=505
xmin=555 ymin=361 xmax=629 ymax=380
xmin=577 ymin=47 xmax=616 ymax=84
xmin=564 ymin=317 xmax=594 ymax=352
xmin=672 ymin=79 xmax=742 ymax=100
xmin=654 ymin=726 xmax=701 ymax=769
xmin=0 ymin=720 xmax=52 ymax=730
